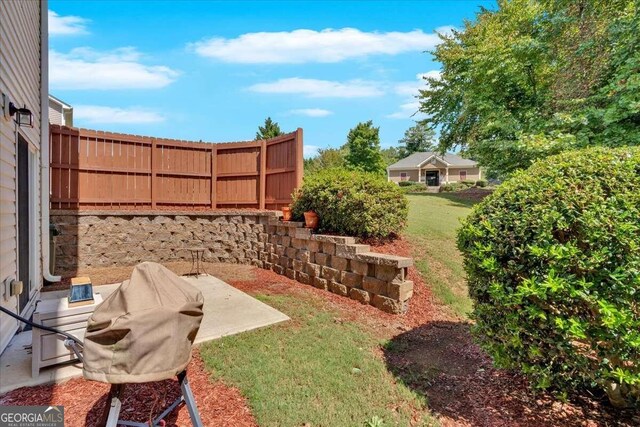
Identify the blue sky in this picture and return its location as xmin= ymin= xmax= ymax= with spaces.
xmin=49 ymin=1 xmax=493 ymax=157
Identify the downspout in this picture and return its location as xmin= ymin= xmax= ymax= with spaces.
xmin=40 ymin=0 xmax=60 ymax=282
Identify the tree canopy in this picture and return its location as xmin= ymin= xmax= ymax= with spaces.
xmin=398 ymin=122 xmax=436 ymax=158
xmin=304 ymin=147 xmax=347 ymax=175
xmin=256 ymin=117 xmax=284 ymax=140
xmin=344 ymin=120 xmax=386 ymax=175
xmin=419 ymin=0 xmax=639 ymax=178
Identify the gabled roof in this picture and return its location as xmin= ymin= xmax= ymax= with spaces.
xmin=387 ymin=152 xmax=477 ymax=170
xmin=49 ymin=94 xmax=72 ymax=109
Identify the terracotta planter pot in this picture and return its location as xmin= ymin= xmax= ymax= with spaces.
xmin=281 ymin=206 xmax=292 ymax=221
xmin=303 ymin=211 xmax=318 ymax=229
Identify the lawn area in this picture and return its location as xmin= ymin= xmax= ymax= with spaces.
xmin=404 ymin=193 xmax=478 ymax=317
xmin=197 ymin=193 xmax=482 ymax=426
xmin=200 ymin=293 xmax=435 ymax=427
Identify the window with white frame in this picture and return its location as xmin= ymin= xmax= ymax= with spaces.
xmin=459 ymin=170 xmax=467 ymax=181
xmin=400 ymin=172 xmax=408 ymax=181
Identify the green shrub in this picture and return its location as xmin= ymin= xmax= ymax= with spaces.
xmin=440 ymin=182 xmax=466 ymax=192
xmin=476 ymin=179 xmax=488 ymax=187
xmin=457 ymin=147 xmax=640 ymax=408
xmin=398 ymin=180 xmax=418 ymax=187
xmin=399 ymin=183 xmax=427 ymax=194
xmin=461 ymin=179 xmax=476 ymax=186
xmin=291 ymin=168 xmax=408 ymax=239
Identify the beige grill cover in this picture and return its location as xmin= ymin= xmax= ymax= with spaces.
xmin=82 ymin=262 xmax=204 ymax=384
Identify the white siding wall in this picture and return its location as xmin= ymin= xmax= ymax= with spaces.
xmin=0 ymin=0 xmax=43 ymax=353
xmin=49 ymin=99 xmax=63 ymax=125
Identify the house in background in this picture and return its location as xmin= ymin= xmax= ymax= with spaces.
xmin=387 ymin=152 xmax=480 ymax=187
xmin=0 ymin=0 xmax=59 ymax=354
xmin=48 ymin=95 xmax=73 ymax=127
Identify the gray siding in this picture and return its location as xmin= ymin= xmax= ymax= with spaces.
xmin=0 ymin=0 xmax=43 ymax=353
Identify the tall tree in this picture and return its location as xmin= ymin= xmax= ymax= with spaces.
xmin=381 ymin=146 xmax=401 ymax=167
xmin=255 ymin=117 xmax=284 ymax=140
xmin=344 ymin=120 xmax=386 ymax=175
xmin=304 ymin=147 xmax=347 ymax=174
xmin=419 ymin=0 xmax=639 ymax=178
xmin=398 ymin=122 xmax=437 ymax=158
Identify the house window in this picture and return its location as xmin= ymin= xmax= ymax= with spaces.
xmin=400 ymin=172 xmax=408 ymax=181
xmin=459 ymin=170 xmax=467 ymax=181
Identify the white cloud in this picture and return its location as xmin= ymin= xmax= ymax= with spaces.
xmin=386 ymin=101 xmax=423 ymax=120
xmin=387 ymin=71 xmax=440 ymax=119
xmin=434 ymin=25 xmax=457 ymax=38
xmin=248 ymin=78 xmax=382 ymax=98
xmin=303 ymin=145 xmax=320 ymax=158
xmin=49 ymin=10 xmax=89 ymax=36
xmin=190 ymin=28 xmax=445 ymax=64
xmin=50 ymin=48 xmax=179 ymax=90
xmin=394 ymin=71 xmax=441 ymax=96
xmin=74 ymin=105 xmax=165 ymax=124
xmin=288 ymin=108 xmax=333 ymax=117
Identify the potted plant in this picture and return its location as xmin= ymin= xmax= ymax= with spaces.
xmin=281 ymin=205 xmax=292 ymax=221
xmin=303 ymin=210 xmax=318 ymax=229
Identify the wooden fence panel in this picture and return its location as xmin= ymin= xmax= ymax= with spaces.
xmin=264 ymin=129 xmax=303 ymax=210
xmin=49 ymin=125 xmax=303 ymax=210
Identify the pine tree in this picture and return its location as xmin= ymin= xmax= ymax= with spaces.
xmin=398 ymin=122 xmax=436 ymax=158
xmin=255 ymin=117 xmax=284 ymax=140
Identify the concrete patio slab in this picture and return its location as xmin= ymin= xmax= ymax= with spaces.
xmin=0 ymin=275 xmax=288 ymax=394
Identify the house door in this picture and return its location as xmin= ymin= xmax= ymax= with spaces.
xmin=17 ymin=134 xmax=30 ymax=314
xmin=425 ymin=170 xmax=439 ymax=187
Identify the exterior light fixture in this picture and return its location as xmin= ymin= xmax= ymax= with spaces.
xmin=9 ymin=102 xmax=33 ymax=127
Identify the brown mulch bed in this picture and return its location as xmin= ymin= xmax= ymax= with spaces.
xmin=0 ymin=351 xmax=256 ymax=427
xmin=452 ymin=187 xmax=494 ymax=201
xmin=369 ymin=237 xmax=638 ymax=427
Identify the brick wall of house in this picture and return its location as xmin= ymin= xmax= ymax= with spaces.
xmin=51 ymin=211 xmax=414 ymax=313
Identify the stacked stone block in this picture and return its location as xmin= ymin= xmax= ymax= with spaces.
xmin=260 ymin=220 xmax=413 ymax=314
xmin=51 ymin=211 xmax=415 ymax=314
xmin=51 ymin=210 xmax=276 ymax=273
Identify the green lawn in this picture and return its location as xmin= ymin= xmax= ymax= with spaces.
xmin=200 ymin=294 xmax=435 ymax=427
xmin=199 ymin=193 xmax=478 ymax=426
xmin=404 ymin=193 xmax=478 ymax=317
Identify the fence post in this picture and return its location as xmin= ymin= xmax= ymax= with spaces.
xmin=151 ymin=138 xmax=157 ymax=209
xmin=259 ymin=140 xmax=266 ymax=209
xmin=295 ymin=128 xmax=304 ymax=189
xmin=210 ymin=146 xmax=217 ymax=209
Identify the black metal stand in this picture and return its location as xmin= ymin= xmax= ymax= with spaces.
xmin=188 ymin=248 xmax=208 ymax=276
xmin=102 ymin=370 xmax=203 ymax=427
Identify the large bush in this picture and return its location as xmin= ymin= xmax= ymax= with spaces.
xmin=457 ymin=147 xmax=640 ymax=408
xmin=291 ymin=168 xmax=408 ymax=239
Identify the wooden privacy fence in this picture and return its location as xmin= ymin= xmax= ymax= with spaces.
xmin=50 ymin=125 xmax=303 ymax=210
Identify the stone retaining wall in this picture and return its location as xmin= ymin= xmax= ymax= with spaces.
xmin=51 ymin=211 xmax=413 ymax=313
xmin=262 ymin=220 xmax=413 ymax=314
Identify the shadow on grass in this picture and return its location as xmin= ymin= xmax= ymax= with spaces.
xmin=406 ymin=192 xmax=479 ymax=209
xmin=383 ymin=321 xmax=637 ymax=427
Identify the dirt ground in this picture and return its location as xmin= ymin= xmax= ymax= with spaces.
xmin=7 ymin=246 xmax=639 ymax=426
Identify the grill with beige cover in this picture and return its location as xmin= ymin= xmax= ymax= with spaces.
xmin=82 ymin=262 xmax=204 ymax=427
